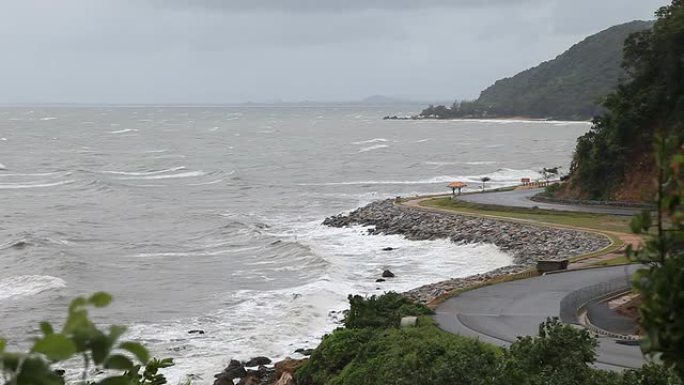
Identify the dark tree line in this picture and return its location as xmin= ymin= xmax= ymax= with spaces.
xmin=569 ymin=1 xmax=684 ymax=199
xmin=418 ymin=20 xmax=653 ymax=121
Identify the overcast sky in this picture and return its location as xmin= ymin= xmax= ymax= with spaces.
xmin=0 ymin=0 xmax=669 ymax=104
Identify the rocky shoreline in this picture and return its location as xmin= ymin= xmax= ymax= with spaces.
xmin=324 ymin=199 xmax=610 ymax=265
xmin=323 ymin=198 xmax=611 ymax=304
xmin=213 ymin=356 xmax=308 ymax=385
xmin=213 ymin=198 xmax=612 ymax=384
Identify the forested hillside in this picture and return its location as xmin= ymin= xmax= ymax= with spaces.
xmin=564 ymin=1 xmax=684 ymax=200
xmin=420 ymin=20 xmax=653 ymax=121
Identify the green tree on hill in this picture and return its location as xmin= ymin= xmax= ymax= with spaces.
xmin=568 ymin=0 xmax=684 ymax=200
xmin=418 ymin=20 xmax=654 ymax=121
xmin=629 ymin=135 xmax=684 ymax=376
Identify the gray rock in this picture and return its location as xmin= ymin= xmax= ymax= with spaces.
xmin=214 ymin=359 xmax=246 ymax=385
xmin=294 ymin=348 xmax=315 ymax=356
xmin=244 ymin=356 xmax=272 ymax=367
xmin=323 ymin=199 xmax=611 ymax=305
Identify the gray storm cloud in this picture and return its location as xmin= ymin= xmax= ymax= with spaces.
xmin=154 ymin=0 xmax=545 ymax=12
xmin=0 ymin=0 xmax=669 ymax=104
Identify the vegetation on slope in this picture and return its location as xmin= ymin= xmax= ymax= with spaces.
xmin=566 ymin=0 xmax=684 ymax=200
xmin=629 ymin=135 xmax=684 ymax=375
xmin=419 ymin=20 xmax=653 ymax=121
xmin=296 ymin=293 xmax=680 ymax=385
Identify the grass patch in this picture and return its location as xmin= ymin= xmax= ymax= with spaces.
xmin=420 ymin=197 xmax=631 ymax=233
xmin=594 ymin=255 xmax=631 ymax=267
xmin=415 ymin=197 xmax=636 ymax=265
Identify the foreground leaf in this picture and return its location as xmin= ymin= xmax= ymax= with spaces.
xmin=119 ymin=342 xmax=150 ymax=364
xmin=32 ymin=334 xmax=77 ymax=362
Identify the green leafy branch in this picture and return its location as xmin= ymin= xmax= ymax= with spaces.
xmin=0 ymin=292 xmax=174 ymax=385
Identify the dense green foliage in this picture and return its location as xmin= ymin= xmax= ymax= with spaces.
xmin=570 ymin=1 xmax=684 ymax=199
xmin=540 ymin=183 xmax=562 ymax=197
xmin=296 ymin=317 xmax=500 ymax=385
xmin=343 ymin=292 xmax=433 ymax=329
xmin=296 ymin=328 xmax=376 ymax=385
xmin=297 ymin=294 xmax=680 ymax=385
xmin=629 ymin=135 xmax=684 ymax=376
xmin=419 ymin=20 xmax=652 ymax=121
xmin=0 ymin=293 xmax=172 ymax=385
xmin=498 ymin=318 xmax=607 ymax=385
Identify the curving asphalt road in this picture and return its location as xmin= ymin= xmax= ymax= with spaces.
xmin=457 ymin=188 xmax=640 ymax=216
xmin=435 ymin=265 xmax=645 ymax=371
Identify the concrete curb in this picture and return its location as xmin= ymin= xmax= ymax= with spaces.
xmin=560 ymin=276 xmax=641 ymax=341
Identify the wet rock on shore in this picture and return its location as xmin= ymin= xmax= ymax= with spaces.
xmin=323 ymin=199 xmax=610 ymax=266
xmin=324 ymin=199 xmax=612 ymax=304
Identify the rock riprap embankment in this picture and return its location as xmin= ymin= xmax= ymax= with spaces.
xmin=323 ymin=199 xmax=610 ymax=266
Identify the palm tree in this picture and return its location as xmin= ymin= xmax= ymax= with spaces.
xmin=480 ymin=176 xmax=491 ymax=191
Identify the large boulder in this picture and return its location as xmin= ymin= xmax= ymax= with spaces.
xmin=213 ymin=360 xmax=246 ymax=385
xmin=239 ymin=366 xmax=275 ymax=385
xmin=244 ymin=356 xmax=272 ymax=367
xmin=294 ymin=348 xmax=314 ymax=356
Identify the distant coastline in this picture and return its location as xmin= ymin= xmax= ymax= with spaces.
xmin=383 ymin=114 xmax=591 ymax=123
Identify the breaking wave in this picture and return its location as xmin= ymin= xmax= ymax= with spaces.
xmin=352 ymin=138 xmax=388 ymax=145
xmin=357 ymin=144 xmax=389 ymax=153
xmin=0 ymin=275 xmax=66 ymax=301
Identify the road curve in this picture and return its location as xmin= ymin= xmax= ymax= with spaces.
xmin=458 ymin=188 xmax=640 ymax=216
xmin=435 ymin=265 xmax=645 ymax=371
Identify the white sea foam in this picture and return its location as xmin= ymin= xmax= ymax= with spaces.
xmin=0 ymin=275 xmax=66 ymax=301
xmin=465 ymin=161 xmax=496 ymax=165
xmin=352 ymin=138 xmax=388 ymax=145
xmin=0 ymin=163 xmax=5 ymax=170
xmin=187 ymin=179 xmax=223 ymax=186
xmin=0 ymin=171 xmax=70 ymax=178
xmin=357 ymin=144 xmax=389 ymax=153
xmin=0 ymin=180 xmax=73 ymax=189
xmin=298 ymin=168 xmax=541 ymax=187
xmin=129 ymin=220 xmax=511 ymax=384
xmin=132 ymin=247 xmax=259 ymax=259
xmin=473 ymin=168 xmax=542 ymax=183
xmin=109 ymin=128 xmax=138 ymax=134
xmin=299 ymin=176 xmax=456 ymax=186
xmin=115 ymin=171 xmax=205 ymax=180
xmin=424 ymin=161 xmax=458 ymax=166
xmin=39 ymin=117 xmax=57 ymax=121
xmin=100 ymin=166 xmax=186 ymax=176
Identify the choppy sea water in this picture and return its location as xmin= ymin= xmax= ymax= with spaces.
xmin=0 ymin=106 xmax=590 ymax=382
